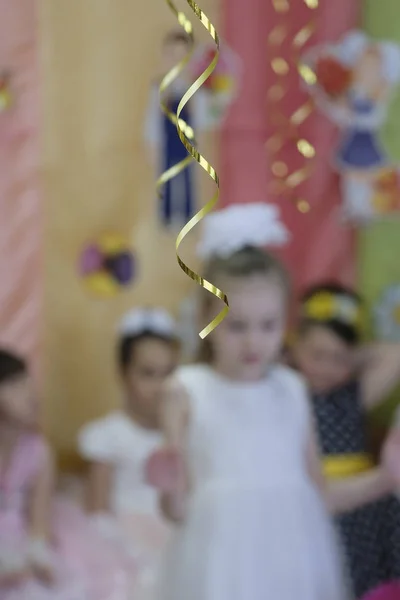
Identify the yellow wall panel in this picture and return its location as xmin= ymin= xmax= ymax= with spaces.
xmin=39 ymin=0 xmax=219 ymax=465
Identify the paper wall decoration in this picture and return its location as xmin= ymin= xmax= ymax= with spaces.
xmin=190 ymin=42 xmax=241 ymax=129
xmin=302 ymin=31 xmax=400 ymax=224
xmin=144 ymin=33 xmax=240 ymax=229
xmin=78 ymin=232 xmax=135 ymax=297
xmin=374 ymin=284 xmax=400 ymax=341
xmin=0 ymin=71 xmax=13 ymax=112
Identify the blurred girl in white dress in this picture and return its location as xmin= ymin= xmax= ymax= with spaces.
xmin=145 ymin=203 xmax=400 ymax=600
xmin=78 ymin=309 xmax=180 ymax=599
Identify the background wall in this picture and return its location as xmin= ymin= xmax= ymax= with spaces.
xmin=0 ymin=1 xmax=41 ymax=369
xmin=39 ymin=0 xmax=219 ymax=466
xmin=220 ymin=0 xmax=359 ymax=294
xmin=359 ymin=0 xmax=400 ymax=316
xmin=359 ymin=0 xmax=400 ymax=424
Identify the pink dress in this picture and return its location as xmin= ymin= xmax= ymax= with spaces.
xmin=0 ymin=433 xmax=135 ymax=600
xmin=78 ymin=411 xmax=170 ymax=600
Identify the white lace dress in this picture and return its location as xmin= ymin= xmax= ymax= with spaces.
xmin=158 ymin=364 xmax=351 ymax=600
xmin=78 ymin=412 xmax=170 ymax=600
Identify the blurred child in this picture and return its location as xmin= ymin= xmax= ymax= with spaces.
xmin=293 ymin=282 xmax=400 ymax=597
xmin=78 ymin=308 xmax=180 ymax=599
xmin=0 ymin=349 xmax=131 ymax=600
xmin=144 ymin=203 xmax=399 ymax=600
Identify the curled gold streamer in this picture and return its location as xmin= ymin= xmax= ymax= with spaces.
xmin=161 ymin=0 xmax=229 ymax=338
xmin=156 ymin=3 xmax=195 ymax=201
xmin=285 ymin=15 xmax=317 ymax=213
xmin=266 ymin=1 xmax=318 ymax=212
xmin=266 ymin=20 xmax=289 ymax=192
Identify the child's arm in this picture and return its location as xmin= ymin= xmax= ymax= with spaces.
xmin=0 ymin=443 xmax=55 ymax=585
xmin=306 ymin=422 xmax=393 ymax=514
xmin=84 ymin=462 xmax=131 ymax=543
xmin=158 ymin=378 xmax=190 ymax=523
xmin=29 ymin=441 xmax=55 ymax=539
xmin=27 ymin=441 xmax=57 ymax=583
xmin=85 ymin=461 xmax=113 ymax=513
xmin=160 ymin=378 xmax=189 ymax=447
xmin=78 ymin=419 xmax=117 ymax=516
xmin=359 ymin=343 xmax=400 ymax=410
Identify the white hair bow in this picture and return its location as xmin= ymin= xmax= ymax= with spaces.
xmin=336 ymin=30 xmax=400 ymax=84
xmin=118 ymin=308 xmax=177 ymax=338
xmin=196 ymin=202 xmax=290 ymax=260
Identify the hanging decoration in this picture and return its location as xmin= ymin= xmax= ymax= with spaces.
xmin=301 ymin=30 xmax=400 ymax=224
xmin=374 ymin=285 xmax=400 ymax=341
xmin=144 ymin=34 xmax=239 ymax=230
xmin=158 ymin=0 xmax=229 ymax=339
xmin=266 ymin=2 xmax=290 ymax=197
xmin=144 ymin=29 xmax=198 ymax=230
xmin=189 ymin=42 xmax=241 ymax=129
xmin=78 ymin=232 xmax=135 ymax=298
xmin=266 ymin=0 xmax=318 ymax=213
xmin=0 ymin=71 xmax=13 ymax=112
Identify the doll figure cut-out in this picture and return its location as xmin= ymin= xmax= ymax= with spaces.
xmin=144 ymin=31 xmax=240 ymax=230
xmin=190 ymin=43 xmax=241 ymax=129
xmin=374 ymin=285 xmax=400 ymax=342
xmin=78 ymin=232 xmax=135 ymax=297
xmin=302 ymin=31 xmax=400 ymax=224
xmin=0 ymin=71 xmax=12 ymax=112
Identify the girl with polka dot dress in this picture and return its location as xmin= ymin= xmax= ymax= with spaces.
xmin=293 ymin=283 xmax=400 ymax=598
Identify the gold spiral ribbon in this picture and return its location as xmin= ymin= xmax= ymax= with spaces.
xmin=266 ymin=0 xmax=318 ymax=212
xmin=156 ymin=2 xmax=195 ymax=198
xmin=158 ymin=0 xmax=229 ymax=339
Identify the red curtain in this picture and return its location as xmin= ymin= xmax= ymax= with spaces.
xmin=220 ymin=0 xmax=361 ymax=295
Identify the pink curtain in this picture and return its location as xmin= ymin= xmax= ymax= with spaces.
xmin=220 ymin=0 xmax=360 ymax=296
xmin=0 ymin=0 xmax=41 ymax=365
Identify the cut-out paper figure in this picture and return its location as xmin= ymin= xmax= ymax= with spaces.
xmin=144 ymin=31 xmax=208 ymax=230
xmin=302 ymin=31 xmax=400 ymax=224
xmin=190 ymin=43 xmax=241 ymax=129
xmin=374 ymin=284 xmax=400 ymax=341
xmin=0 ymin=71 xmax=12 ymax=112
xmin=78 ymin=232 xmax=135 ymax=297
xmin=144 ymin=32 xmax=240 ymax=230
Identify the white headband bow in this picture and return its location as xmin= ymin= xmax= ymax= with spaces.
xmin=118 ymin=308 xmax=177 ymax=338
xmin=196 ymin=202 xmax=290 ymax=260
xmin=331 ymin=31 xmax=400 ymax=84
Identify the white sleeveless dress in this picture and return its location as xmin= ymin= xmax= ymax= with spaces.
xmin=159 ymin=364 xmax=351 ymax=600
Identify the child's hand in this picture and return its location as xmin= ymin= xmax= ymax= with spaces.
xmin=159 ymin=492 xmax=186 ymax=524
xmin=144 ymin=446 xmax=184 ymax=493
xmin=32 ymin=563 xmax=55 ymax=586
xmin=26 ymin=538 xmax=56 ymax=587
xmin=0 ymin=568 xmax=31 ymax=588
xmin=381 ymin=426 xmax=400 ymax=484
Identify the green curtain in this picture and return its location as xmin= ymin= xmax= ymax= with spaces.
xmin=359 ymin=0 xmax=400 ymax=425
